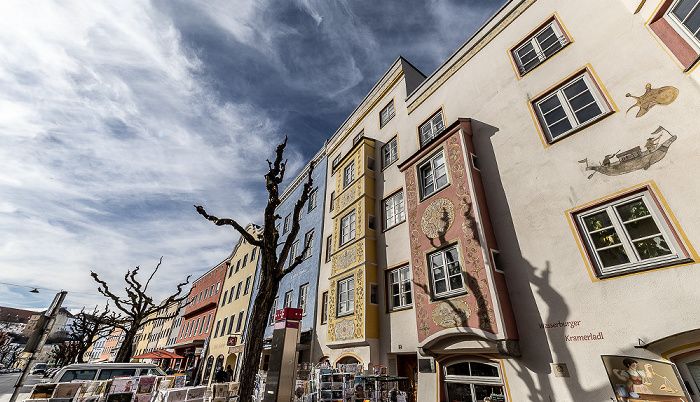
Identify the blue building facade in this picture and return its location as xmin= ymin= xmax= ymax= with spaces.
xmin=245 ymin=145 xmax=327 ymax=370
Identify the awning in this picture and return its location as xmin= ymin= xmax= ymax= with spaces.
xmin=132 ymin=350 xmax=184 ymax=360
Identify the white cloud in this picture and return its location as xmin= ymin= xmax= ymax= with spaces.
xmin=0 ymin=0 xmax=287 ymax=310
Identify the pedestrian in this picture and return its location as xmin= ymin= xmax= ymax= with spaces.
xmin=226 ymin=365 xmax=233 ymax=382
xmin=215 ymin=367 xmax=227 ymax=383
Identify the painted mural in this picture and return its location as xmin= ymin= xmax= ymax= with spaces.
xmin=579 ymin=126 xmax=676 ymax=179
xmin=601 ymin=355 xmax=690 ymax=401
xmin=626 ymin=84 xmax=678 ymax=117
xmin=404 ymin=131 xmax=496 ymax=342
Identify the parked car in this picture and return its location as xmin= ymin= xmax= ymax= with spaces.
xmin=30 ymin=363 xmax=47 ymax=375
xmin=50 ymin=363 xmax=166 ymax=383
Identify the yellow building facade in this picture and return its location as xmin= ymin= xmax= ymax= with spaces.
xmin=203 ymin=223 xmax=261 ymax=385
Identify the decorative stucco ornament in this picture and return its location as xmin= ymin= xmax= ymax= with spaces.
xmin=578 ymin=126 xmax=676 ymax=179
xmin=432 ymin=300 xmax=471 ymax=328
xmin=626 ymin=83 xmax=679 ymax=117
xmin=421 ymin=198 xmax=456 ymax=239
xmin=334 ymin=319 xmax=355 ymax=340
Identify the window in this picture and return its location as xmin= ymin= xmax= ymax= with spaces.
xmin=227 ymin=314 xmax=235 ymax=335
xmin=340 ymin=211 xmax=356 ymax=246
xmin=380 ymin=100 xmax=395 ymax=128
xmin=332 ymin=155 xmax=341 ymax=174
xmin=194 ymin=317 xmax=201 ymax=336
xmin=329 ymin=191 xmax=335 ymax=212
xmin=511 ymin=19 xmax=569 ymax=76
xmin=325 ymin=235 xmax=333 ymax=262
xmin=216 ymin=282 xmax=220 ymax=293
xmin=235 ymin=260 xmax=241 ymax=273
xmin=443 ymin=361 xmax=506 ymax=402
xmin=235 ymin=311 xmax=244 ymax=333
xmin=221 ymin=291 xmax=228 ymax=306
xmin=419 ymin=151 xmax=449 ymax=199
xmin=652 ymin=0 xmax=700 ymax=69
xmin=308 ymin=189 xmax=318 ymax=212
xmin=214 ymin=320 xmax=221 ymax=338
xmin=251 ymin=247 xmax=256 ymax=260
xmin=284 ymin=290 xmax=293 ymax=308
xmin=383 ymin=191 xmax=405 ymax=230
xmin=228 ymin=286 xmax=234 ymax=303
xmin=429 ymin=246 xmax=466 ymax=298
xmin=284 ymin=214 xmax=291 ymax=233
xmin=289 ymin=241 xmax=298 ymax=266
xmin=532 ymin=70 xmax=612 ymax=143
xmin=353 ymin=129 xmax=364 ymax=145
xmin=573 ymin=189 xmax=688 ymax=277
xmin=199 ymin=315 xmax=206 ymax=334
xmin=387 ymin=266 xmax=413 ymax=310
xmin=235 ymin=282 xmax=242 ymax=299
xmin=204 ymin=288 xmax=208 ymax=299
xmin=321 ymin=291 xmax=329 ymax=324
xmin=242 ymin=255 xmax=248 ymax=267
xmin=220 ymin=317 xmax=228 ymax=338
xmin=419 ymin=110 xmax=445 ymax=146
xmin=298 ymin=283 xmax=309 ymax=315
xmin=302 ymin=230 xmax=314 ymax=259
xmin=337 ymin=277 xmax=354 ymax=316
xmin=343 ymin=161 xmax=355 ymax=188
xmin=244 ymin=276 xmax=251 ymax=295
xmin=269 ymin=297 xmax=278 ymax=326
xmin=210 ymin=285 xmax=214 ymax=297
xmin=382 ymin=137 xmax=399 ymax=168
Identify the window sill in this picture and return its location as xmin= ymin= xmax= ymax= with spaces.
xmin=388 ymin=305 xmax=413 ymax=314
xmin=337 ymin=311 xmax=354 ymax=318
xmin=381 ymin=160 xmax=398 ymax=172
xmin=420 ymin=182 xmax=451 ymax=204
xmin=431 ymin=289 xmax=468 ymax=301
xmin=546 ymin=111 xmax=615 ymax=146
xmin=594 ymin=257 xmax=692 ymax=280
xmin=382 ymin=219 xmax=406 ymax=233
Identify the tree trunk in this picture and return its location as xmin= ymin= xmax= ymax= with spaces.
xmin=237 ymin=268 xmax=281 ymax=399
xmin=115 ymin=324 xmax=138 ymax=363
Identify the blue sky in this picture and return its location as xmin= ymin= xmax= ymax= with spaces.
xmin=0 ymin=0 xmax=506 ymax=310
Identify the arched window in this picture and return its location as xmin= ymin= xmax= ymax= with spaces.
xmin=202 ymin=355 xmax=214 ymax=383
xmin=215 ymin=354 xmax=225 ymax=375
xmin=443 ymin=360 xmax=506 ymax=402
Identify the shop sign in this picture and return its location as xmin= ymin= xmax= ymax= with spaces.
xmin=227 ymin=337 xmax=237 ymax=346
xmin=601 ymin=355 xmax=691 ymax=401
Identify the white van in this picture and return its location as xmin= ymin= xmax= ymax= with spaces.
xmin=50 ymin=363 xmax=166 ymax=383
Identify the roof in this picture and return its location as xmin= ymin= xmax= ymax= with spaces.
xmin=0 ymin=306 xmax=40 ymax=323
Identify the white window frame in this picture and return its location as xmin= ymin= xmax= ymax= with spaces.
xmin=269 ymin=297 xmax=278 ymax=326
xmin=332 ymin=155 xmax=341 ymax=174
xmin=337 ymin=276 xmax=354 ymax=316
xmin=380 ymin=100 xmax=395 ymax=128
xmin=574 ymin=190 xmax=687 ymax=277
xmin=298 ymin=283 xmax=309 ymax=315
xmin=320 ymin=291 xmax=329 ymax=324
xmin=666 ymin=0 xmax=700 ymax=52
xmin=284 ymin=214 xmax=291 ymax=233
xmin=325 ymin=235 xmax=333 ymax=262
xmin=340 ymin=211 xmax=356 ymax=246
xmin=308 ymin=189 xmax=318 ymax=212
xmin=243 ymin=276 xmax=251 ymax=295
xmin=382 ymin=136 xmax=399 ymax=168
xmin=419 ymin=150 xmax=449 ymax=199
xmin=302 ymin=230 xmax=314 ymax=260
xmin=428 ymin=246 xmax=466 ymax=298
xmin=353 ymin=129 xmax=365 ymax=145
xmin=235 ymin=311 xmax=244 ymax=333
xmin=533 ymin=70 xmax=612 ymax=143
xmin=343 ymin=161 xmax=355 ymax=189
xmin=387 ymin=266 xmax=412 ymax=310
xmin=443 ymin=360 xmax=506 ymax=402
xmin=289 ymin=241 xmax=298 ymax=266
xmin=235 ymin=281 xmax=242 ymax=300
xmin=383 ymin=191 xmax=405 ymax=230
xmin=419 ymin=110 xmax=445 ymax=146
xmin=512 ymin=20 xmax=569 ymax=75
xmin=284 ymin=290 xmax=293 ymax=308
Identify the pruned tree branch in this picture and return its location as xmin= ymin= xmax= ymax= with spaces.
xmin=194 ymin=206 xmax=263 ymax=247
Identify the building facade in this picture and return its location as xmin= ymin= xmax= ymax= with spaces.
xmin=203 ymin=223 xmax=261 ymax=384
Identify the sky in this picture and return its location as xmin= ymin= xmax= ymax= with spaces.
xmin=0 ymin=0 xmax=507 ymax=311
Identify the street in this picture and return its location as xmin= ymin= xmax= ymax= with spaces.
xmin=0 ymin=373 xmax=43 ymax=402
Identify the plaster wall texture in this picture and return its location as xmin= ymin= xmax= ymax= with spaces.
xmin=400 ymin=0 xmax=700 ymax=399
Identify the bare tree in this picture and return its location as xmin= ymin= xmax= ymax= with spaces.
xmin=91 ymin=258 xmax=190 ymax=362
xmin=68 ymin=306 xmax=113 ymax=363
xmin=49 ymin=341 xmax=80 ymax=367
xmin=195 ymin=137 xmax=314 ymax=400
